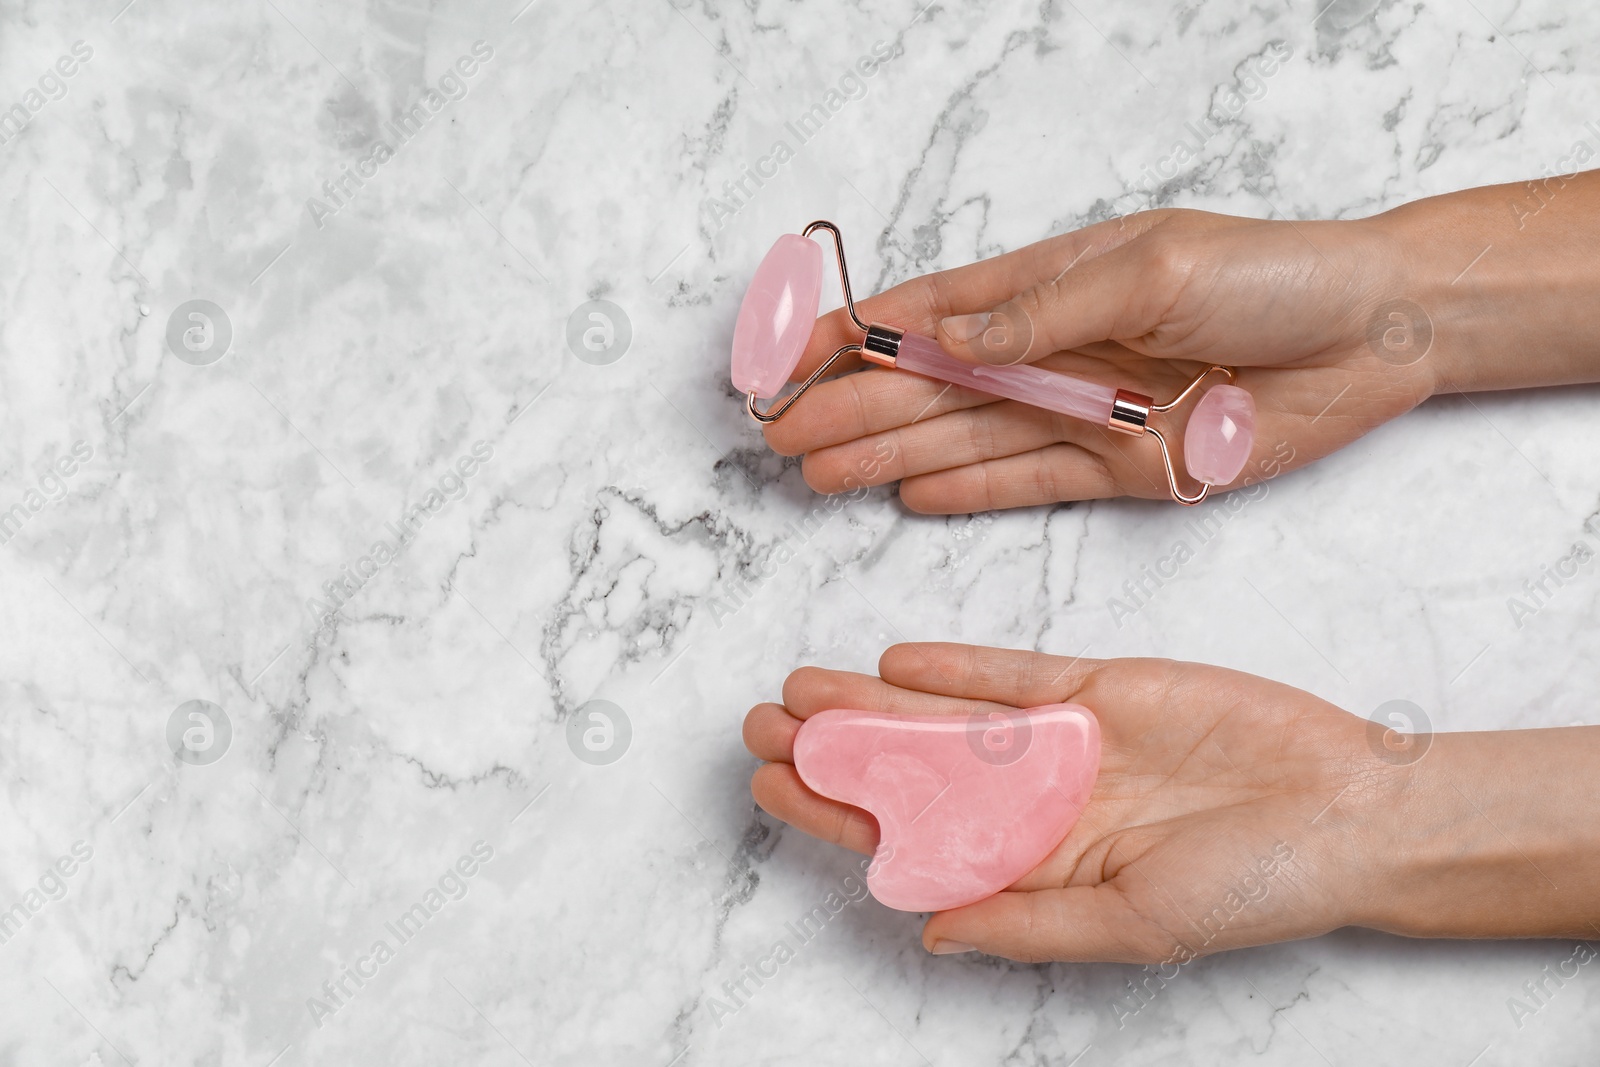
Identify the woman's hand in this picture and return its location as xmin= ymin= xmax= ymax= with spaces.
xmin=763 ymin=175 xmax=1600 ymax=511
xmin=762 ymin=208 xmax=1432 ymax=510
xmin=742 ymin=643 xmax=1600 ymax=962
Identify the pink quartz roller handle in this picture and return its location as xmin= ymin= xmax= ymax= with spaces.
xmin=896 ymin=333 xmax=1258 ymax=486
xmin=893 ymin=332 xmax=1117 ymax=425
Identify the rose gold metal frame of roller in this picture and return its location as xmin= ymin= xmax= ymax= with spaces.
xmin=1107 ymin=365 xmax=1238 ymax=506
xmin=746 ymin=221 xmax=872 ymax=425
xmin=747 ymin=219 xmax=1236 ymax=506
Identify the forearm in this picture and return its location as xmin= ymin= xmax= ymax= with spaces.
xmin=1374 ymin=171 xmax=1600 ymax=393
xmin=1359 ymin=725 xmax=1600 ymax=939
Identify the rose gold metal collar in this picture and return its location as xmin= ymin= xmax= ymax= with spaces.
xmin=1104 ymin=365 xmax=1236 ymax=506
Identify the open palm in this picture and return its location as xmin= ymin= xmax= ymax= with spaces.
xmin=743 ymin=642 xmax=1396 ymax=963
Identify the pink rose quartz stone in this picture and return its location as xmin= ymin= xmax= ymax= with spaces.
xmin=1184 ymin=384 xmax=1256 ymax=485
xmin=731 ymin=234 xmax=823 ymax=399
xmin=794 ymin=705 xmax=1101 ymax=912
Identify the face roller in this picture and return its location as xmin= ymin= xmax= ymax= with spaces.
xmin=731 ymin=221 xmax=1257 ymax=505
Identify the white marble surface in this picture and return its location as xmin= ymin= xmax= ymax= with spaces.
xmin=1 ymin=0 xmax=1598 ymax=1063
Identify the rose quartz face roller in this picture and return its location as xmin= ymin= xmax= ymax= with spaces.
xmin=793 ymin=704 xmax=1101 ymax=912
xmin=731 ymin=221 xmax=1257 ymax=504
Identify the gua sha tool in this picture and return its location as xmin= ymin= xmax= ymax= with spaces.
xmin=794 ymin=704 xmax=1101 ymax=913
xmin=732 ymin=221 xmax=1257 ymax=504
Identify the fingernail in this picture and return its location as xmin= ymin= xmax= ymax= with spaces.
xmin=940 ymin=313 xmax=990 ymax=342
xmin=930 ymin=940 xmax=977 ymax=955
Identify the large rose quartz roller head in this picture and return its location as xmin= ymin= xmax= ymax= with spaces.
xmin=731 ymin=220 xmax=1256 ymax=504
xmin=793 ymin=704 xmax=1101 ymax=912
xmin=730 ymin=233 xmax=822 ymax=402
xmin=1184 ymin=383 xmax=1256 ymax=486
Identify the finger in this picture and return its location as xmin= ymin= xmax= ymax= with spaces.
xmin=750 ymin=762 xmax=878 ymax=856
xmin=923 ymin=885 xmax=1168 ymax=963
xmin=778 ymin=341 xmax=1184 ymax=455
xmin=897 ymin=444 xmax=1126 ymax=511
xmin=877 ymin=643 xmax=1104 ymax=709
xmin=937 ymin=226 xmax=1181 ymax=367
xmin=792 ymin=249 xmax=1046 ymax=381
xmin=1022 ymin=365 xmax=1327 ymax=500
xmin=743 ymin=702 xmax=801 ymax=763
xmin=792 ymin=214 xmax=1168 ymax=380
xmin=799 ymin=401 xmax=1066 ymax=492
xmin=766 ymin=345 xmax=1128 ymax=464
xmin=892 ymin=361 xmax=1313 ymax=506
xmin=761 ymin=367 xmax=999 ymax=458
xmin=777 ymin=346 xmax=1200 ymax=495
xmin=780 ymin=665 xmax=1000 ymax=721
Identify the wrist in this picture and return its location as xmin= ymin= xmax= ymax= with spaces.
xmin=1372 ymin=174 xmax=1600 ymax=394
xmin=1356 ymin=726 xmax=1600 ymax=939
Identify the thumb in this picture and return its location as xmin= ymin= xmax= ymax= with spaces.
xmin=934 ymin=238 xmax=1177 ymax=367
xmin=922 ymin=885 xmax=1172 ymax=964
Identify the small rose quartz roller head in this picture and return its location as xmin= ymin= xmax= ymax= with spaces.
xmin=731 ymin=220 xmax=1257 ymax=505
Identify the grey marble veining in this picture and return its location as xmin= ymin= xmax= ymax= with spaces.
xmin=1 ymin=0 xmax=1598 ymax=1063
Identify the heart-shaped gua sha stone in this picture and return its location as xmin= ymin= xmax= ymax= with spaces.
xmin=730 ymin=233 xmax=823 ymax=399
xmin=794 ymin=704 xmax=1100 ymax=912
